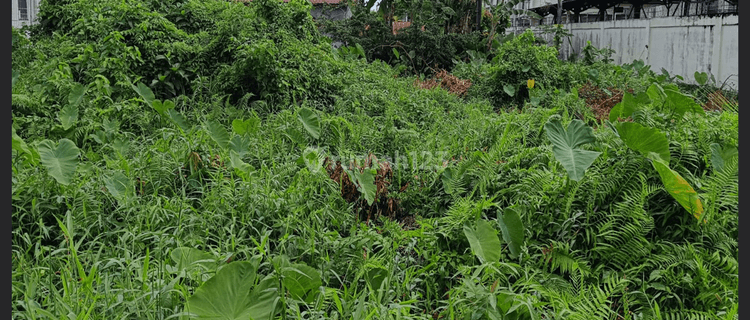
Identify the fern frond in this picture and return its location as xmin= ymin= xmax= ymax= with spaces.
xmin=701 ymin=156 xmax=738 ymax=224
xmin=544 ymin=240 xmax=590 ymax=276
xmin=567 ymin=274 xmax=628 ymax=320
xmin=660 ymin=310 xmax=719 ymax=320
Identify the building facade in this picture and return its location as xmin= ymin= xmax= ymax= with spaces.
xmin=12 ymin=0 xmax=41 ymax=29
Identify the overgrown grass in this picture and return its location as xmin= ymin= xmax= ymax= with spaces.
xmin=12 ymin=0 xmax=738 ymax=319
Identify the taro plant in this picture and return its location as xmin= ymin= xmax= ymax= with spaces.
xmin=609 ymin=90 xmax=707 ymax=222
xmin=544 ymin=116 xmax=601 ymax=182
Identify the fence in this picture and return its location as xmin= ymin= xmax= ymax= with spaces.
xmin=507 ymin=14 xmax=739 ymax=89
xmin=512 ymin=1 xmax=738 ymax=27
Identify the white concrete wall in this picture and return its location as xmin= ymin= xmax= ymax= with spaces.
xmin=508 ymin=14 xmax=738 ymax=89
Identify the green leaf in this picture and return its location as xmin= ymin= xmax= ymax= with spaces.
xmin=104 ymin=171 xmax=133 ymax=200
xmin=616 ymin=122 xmax=671 ymax=164
xmin=297 ymin=107 xmax=320 ymax=140
xmin=166 ymin=109 xmax=190 ymax=133
xmin=12 ymin=129 xmax=39 ymax=165
xmin=285 ymin=127 xmax=306 ymax=146
xmin=68 ymin=83 xmax=87 ymax=107
xmin=349 ymin=168 xmax=377 ymax=206
xmin=232 ymin=118 xmax=260 ymax=136
xmin=38 ymin=139 xmax=80 ymax=185
xmin=463 ymin=219 xmax=502 ymax=264
xmin=497 ymin=206 xmax=525 ymax=259
xmin=441 ymin=167 xmax=463 ymax=196
xmin=58 ymin=104 xmax=79 ymax=130
xmin=588 ymin=68 xmax=599 ymax=81
xmin=229 ymin=135 xmax=251 ymax=158
xmin=301 ymin=147 xmax=325 ymax=174
xmin=282 ymin=263 xmax=322 ymax=301
xmin=205 ymin=120 xmax=230 ymax=149
xmin=646 ymin=83 xmax=666 ymax=106
xmin=355 ymin=43 xmax=365 ymax=58
xmin=694 ymin=71 xmax=708 ymax=86
xmin=503 ymin=84 xmax=516 ymax=97
xmin=442 ymin=6 xmax=456 ymax=16
xmin=544 ymin=119 xmax=601 ymax=181
xmin=609 ymin=92 xmax=640 ymax=122
xmin=184 ymin=261 xmax=278 ymax=320
xmin=229 ymin=150 xmax=255 ymax=177
xmin=170 ymin=247 xmax=218 ymax=274
xmin=651 ymin=159 xmax=704 ymax=221
xmin=633 ymin=91 xmax=651 ymax=105
xmin=132 ymin=82 xmax=156 ymax=107
xmin=392 ymin=48 xmax=400 ymax=59
xmin=365 ymin=267 xmax=388 ymax=292
xmin=664 ymin=89 xmax=705 ymax=117
xmin=111 ymin=139 xmax=130 ymax=155
xmin=710 ymin=143 xmax=738 ymax=174
xmin=151 ymin=99 xmax=175 ymax=118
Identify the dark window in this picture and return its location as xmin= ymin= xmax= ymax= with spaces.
xmin=19 ymin=0 xmax=28 ymax=21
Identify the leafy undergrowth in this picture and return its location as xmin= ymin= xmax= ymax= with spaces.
xmin=11 ymin=1 xmax=738 ymax=319
xmin=577 ymin=82 xmax=634 ymax=124
xmin=413 ymin=69 xmax=473 ymax=97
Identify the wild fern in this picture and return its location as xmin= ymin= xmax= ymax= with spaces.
xmin=700 ymin=156 xmax=738 ymax=224
xmin=566 ymin=274 xmax=629 ymax=320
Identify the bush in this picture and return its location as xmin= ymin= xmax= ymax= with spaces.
xmin=480 ymin=30 xmax=586 ymax=108
xmin=321 ymin=7 xmax=487 ymax=76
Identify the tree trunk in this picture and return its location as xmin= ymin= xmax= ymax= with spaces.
xmin=476 ymin=0 xmax=482 ymax=32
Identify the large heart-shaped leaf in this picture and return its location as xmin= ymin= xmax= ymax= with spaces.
xmin=616 ymin=122 xmax=671 ymax=164
xmin=68 ymin=83 xmax=87 ymax=107
xmin=297 ymin=107 xmax=320 ymax=140
xmin=232 ymin=117 xmax=260 ymax=136
xmin=347 ymin=168 xmax=377 ymax=205
xmin=184 ymin=261 xmax=278 ymax=320
xmin=609 ymin=92 xmax=648 ymax=122
xmin=503 ymin=84 xmax=516 ymax=97
xmin=285 ymin=127 xmax=306 ymax=146
xmin=166 ymin=109 xmax=190 ymax=134
xmin=151 ymin=99 xmax=176 ymax=118
xmin=170 ymin=247 xmax=218 ymax=274
xmin=544 ymin=119 xmax=601 ymax=181
xmin=229 ymin=135 xmax=251 ymax=158
xmin=228 ymin=150 xmax=255 ymax=178
xmin=664 ymin=89 xmax=704 ymax=117
xmin=463 ymin=219 xmax=502 ymax=264
xmin=132 ymin=82 xmax=156 ymax=107
xmin=58 ymin=104 xmax=79 ymax=130
xmin=694 ymin=71 xmax=709 ymax=86
xmin=205 ymin=120 xmax=230 ymax=149
xmin=282 ymin=263 xmax=322 ymax=301
xmin=38 ymin=139 xmax=80 ymax=185
xmin=651 ymin=159 xmax=704 ymax=221
xmin=646 ymin=83 xmax=666 ymax=106
xmin=497 ymin=206 xmax=525 ymax=259
xmin=104 ymin=171 xmax=133 ymax=201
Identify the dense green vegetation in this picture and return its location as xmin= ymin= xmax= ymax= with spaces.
xmin=12 ymin=0 xmax=738 ymax=319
